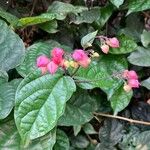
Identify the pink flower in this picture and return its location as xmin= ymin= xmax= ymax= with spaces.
xmin=51 ymin=47 xmax=64 ymax=65
xmin=72 ymin=49 xmax=90 ymax=68
xmin=106 ymin=37 xmax=119 ymax=48
xmin=101 ymin=44 xmax=109 ymax=54
xmin=127 ymin=71 xmax=138 ymax=80
xmin=39 ymin=67 xmax=48 ymax=75
xmin=47 ymin=61 xmax=58 ymax=75
xmin=36 ymin=55 xmax=50 ymax=67
xmin=128 ymin=79 xmax=140 ymax=88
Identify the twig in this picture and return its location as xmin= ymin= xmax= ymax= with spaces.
xmin=93 ymin=112 xmax=150 ymax=126
xmin=71 ymin=66 xmax=80 ymax=77
xmin=30 ymin=0 xmax=38 ymax=16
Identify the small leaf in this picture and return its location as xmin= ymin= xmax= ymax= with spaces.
xmin=141 ymin=29 xmax=150 ymax=48
xmin=15 ymin=70 xmax=76 ymax=142
xmin=127 ymin=0 xmax=150 ymax=15
xmin=58 ymin=89 xmax=97 ymax=126
xmin=18 ymin=13 xmax=55 ymax=27
xmin=110 ymin=85 xmax=133 ymax=115
xmin=141 ymin=77 xmax=150 ymax=90
xmin=81 ymin=30 xmax=98 ymax=49
xmin=0 ymin=79 xmax=22 ymax=120
xmin=128 ymin=47 xmax=150 ymax=67
xmin=0 ymin=19 xmax=25 ymax=71
xmin=39 ymin=20 xmax=58 ymax=33
xmin=73 ymin=125 xmax=81 ymax=136
xmin=109 ymin=0 xmax=124 ymax=8
xmin=83 ymin=123 xmax=97 ymax=135
xmin=54 ymin=129 xmax=70 ymax=150
xmin=109 ymin=34 xmax=137 ymax=54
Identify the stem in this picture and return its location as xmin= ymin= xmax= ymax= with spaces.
xmin=93 ymin=112 xmax=150 ymax=126
xmin=71 ymin=66 xmax=80 ymax=77
xmin=30 ymin=0 xmax=38 ymax=16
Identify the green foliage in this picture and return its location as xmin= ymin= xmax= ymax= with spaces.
xmin=14 ymin=70 xmax=76 ymax=143
xmin=141 ymin=30 xmax=150 ymax=48
xmin=141 ymin=77 xmax=150 ymax=90
xmin=109 ymin=0 xmax=124 ymax=8
xmin=0 ymin=19 xmax=25 ymax=71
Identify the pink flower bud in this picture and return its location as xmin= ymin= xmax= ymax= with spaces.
xmin=39 ymin=67 xmax=48 ymax=75
xmin=51 ymin=47 xmax=64 ymax=65
xmin=101 ymin=44 xmax=109 ymax=54
xmin=106 ymin=37 xmax=119 ymax=48
xmin=36 ymin=55 xmax=50 ymax=67
xmin=127 ymin=71 xmax=138 ymax=80
xmin=122 ymin=70 xmax=129 ymax=79
xmin=72 ymin=49 xmax=90 ymax=68
xmin=47 ymin=61 xmax=58 ymax=75
xmin=128 ymin=79 xmax=140 ymax=88
xmin=51 ymin=47 xmax=64 ymax=58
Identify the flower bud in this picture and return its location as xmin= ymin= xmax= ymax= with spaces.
xmin=47 ymin=61 xmax=58 ymax=75
xmin=106 ymin=37 xmax=119 ymax=48
xmin=101 ymin=44 xmax=109 ymax=54
xmin=36 ymin=55 xmax=49 ymax=67
xmin=92 ymin=52 xmax=99 ymax=57
xmin=70 ymin=61 xmax=79 ymax=68
xmin=123 ymin=84 xmax=132 ymax=92
xmin=63 ymin=60 xmax=70 ymax=68
xmin=128 ymin=79 xmax=140 ymax=88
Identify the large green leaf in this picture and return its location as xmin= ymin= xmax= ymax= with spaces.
xmin=141 ymin=77 xmax=150 ymax=90
xmin=74 ymin=55 xmax=128 ymax=99
xmin=81 ymin=30 xmax=98 ymax=49
xmin=141 ymin=30 xmax=150 ymax=48
xmin=54 ymin=129 xmax=69 ymax=150
xmin=47 ymin=1 xmax=86 ymax=20
xmin=15 ymin=70 xmax=76 ymax=143
xmin=0 ymin=70 xmax=8 ymax=85
xmin=58 ymin=90 xmax=98 ymax=126
xmin=109 ymin=0 xmax=124 ymax=8
xmin=128 ymin=47 xmax=150 ymax=67
xmin=109 ymin=34 xmax=137 ymax=54
xmin=110 ymin=85 xmax=133 ymax=115
xmin=127 ymin=0 xmax=150 ymax=15
xmin=0 ymin=19 xmax=25 ymax=71
xmin=0 ymin=120 xmax=56 ymax=150
xmin=17 ymin=13 xmax=55 ymax=28
xmin=0 ymin=7 xmax=19 ymax=27
xmin=70 ymin=7 xmax=100 ymax=24
xmin=17 ymin=41 xmax=72 ymax=77
xmin=0 ymin=79 xmax=22 ymax=120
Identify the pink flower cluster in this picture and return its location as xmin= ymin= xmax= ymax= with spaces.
xmin=122 ymin=70 xmax=140 ymax=92
xmin=99 ymin=37 xmax=119 ymax=54
xmin=36 ymin=48 xmax=92 ymax=75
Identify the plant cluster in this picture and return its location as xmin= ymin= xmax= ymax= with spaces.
xmin=0 ymin=0 xmax=150 ymax=149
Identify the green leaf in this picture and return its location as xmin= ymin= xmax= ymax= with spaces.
xmin=54 ymin=129 xmax=69 ymax=150
xmin=0 ymin=79 xmax=22 ymax=120
xmin=95 ymin=4 xmax=114 ymax=28
xmin=70 ymin=7 xmax=100 ymax=24
xmin=99 ymin=119 xmax=124 ymax=148
xmin=109 ymin=0 xmax=124 ymax=8
xmin=58 ymin=89 xmax=97 ymax=126
xmin=17 ymin=41 xmax=72 ymax=77
xmin=141 ymin=77 xmax=150 ymax=90
xmin=18 ymin=13 xmax=55 ymax=28
xmin=141 ymin=30 xmax=150 ymax=48
xmin=0 ymin=120 xmax=56 ymax=150
xmin=109 ymin=34 xmax=137 ymax=54
xmin=110 ymin=85 xmax=133 ymax=115
xmin=47 ymin=1 xmax=86 ymax=20
xmin=75 ymin=55 xmax=128 ymax=99
xmin=73 ymin=125 xmax=81 ymax=136
xmin=128 ymin=47 xmax=150 ymax=67
xmin=0 ymin=70 xmax=8 ymax=85
xmin=83 ymin=123 xmax=97 ymax=135
xmin=0 ymin=7 xmax=19 ymax=27
xmin=15 ymin=70 xmax=76 ymax=142
xmin=39 ymin=20 xmax=58 ymax=33
xmin=81 ymin=30 xmax=98 ymax=49
xmin=127 ymin=0 xmax=150 ymax=15
xmin=0 ymin=19 xmax=25 ymax=71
